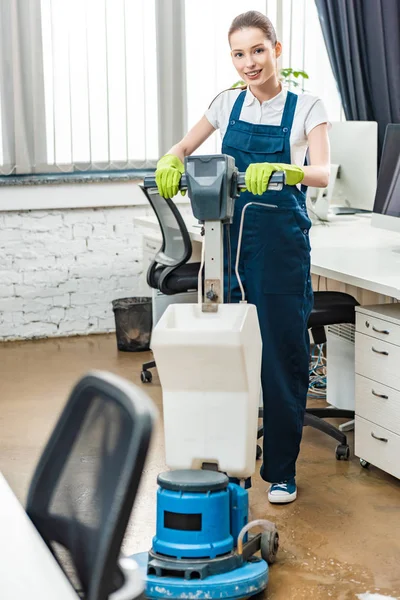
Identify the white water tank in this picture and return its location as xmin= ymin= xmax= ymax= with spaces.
xmin=150 ymin=303 xmax=262 ymax=479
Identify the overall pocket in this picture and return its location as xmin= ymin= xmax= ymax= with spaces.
xmin=245 ymin=207 xmax=311 ymax=295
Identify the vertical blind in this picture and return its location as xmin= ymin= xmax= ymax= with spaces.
xmin=0 ymin=0 xmax=342 ymax=174
xmin=40 ymin=0 xmax=158 ymax=171
xmin=0 ymin=0 xmax=158 ymax=174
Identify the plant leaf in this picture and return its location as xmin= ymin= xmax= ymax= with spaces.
xmin=231 ymin=79 xmax=245 ymax=88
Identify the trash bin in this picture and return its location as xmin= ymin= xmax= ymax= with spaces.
xmin=112 ymin=297 xmax=152 ymax=352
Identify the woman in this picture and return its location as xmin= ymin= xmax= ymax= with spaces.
xmin=155 ymin=11 xmax=330 ymax=504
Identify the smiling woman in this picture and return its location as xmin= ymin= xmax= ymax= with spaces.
xmin=153 ymin=10 xmax=330 ymax=505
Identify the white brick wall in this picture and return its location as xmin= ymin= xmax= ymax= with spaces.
xmin=0 ymin=203 xmax=158 ymax=340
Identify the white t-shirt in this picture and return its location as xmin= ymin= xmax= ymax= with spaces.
xmin=204 ymin=87 xmax=329 ymax=167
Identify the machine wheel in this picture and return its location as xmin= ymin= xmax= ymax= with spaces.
xmin=141 ymin=370 xmax=152 ymax=384
xmin=260 ymin=528 xmax=279 ymax=565
xmin=256 ymin=445 xmax=262 ymax=460
xmin=335 ymin=444 xmax=350 ymax=460
xmin=360 ymin=458 xmax=370 ymax=469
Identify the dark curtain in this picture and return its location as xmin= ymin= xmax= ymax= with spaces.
xmin=315 ymin=0 xmax=400 ymax=160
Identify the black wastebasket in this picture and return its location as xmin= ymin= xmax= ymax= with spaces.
xmin=112 ymin=297 xmax=152 ymax=352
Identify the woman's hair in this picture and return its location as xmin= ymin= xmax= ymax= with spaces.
xmin=228 ymin=10 xmax=277 ymax=46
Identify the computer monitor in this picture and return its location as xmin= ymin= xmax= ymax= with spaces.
xmin=306 ymin=163 xmax=339 ymax=222
xmin=328 ymin=121 xmax=378 ymax=214
xmin=372 ymin=124 xmax=400 ymax=234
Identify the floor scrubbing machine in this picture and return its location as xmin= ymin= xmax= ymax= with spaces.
xmin=133 ymin=155 xmax=285 ymax=599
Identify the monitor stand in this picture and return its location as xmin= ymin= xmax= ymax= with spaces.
xmin=331 ymin=206 xmax=372 ymax=216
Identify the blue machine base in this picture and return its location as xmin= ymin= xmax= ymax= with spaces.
xmin=132 ymin=552 xmax=269 ymax=599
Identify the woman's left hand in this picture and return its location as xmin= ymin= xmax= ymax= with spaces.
xmin=244 ymin=162 xmax=305 ymax=195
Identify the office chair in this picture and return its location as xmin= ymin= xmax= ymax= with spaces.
xmin=140 ymin=188 xmax=201 ymax=383
xmin=257 ymin=291 xmax=358 ymax=461
xmin=305 ymin=290 xmax=358 ymax=459
xmin=26 ymin=371 xmax=156 ymax=600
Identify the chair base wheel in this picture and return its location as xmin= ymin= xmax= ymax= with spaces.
xmin=335 ymin=444 xmax=350 ymax=460
xmin=141 ymin=370 xmax=152 ymax=383
xmin=256 ymin=445 xmax=262 ymax=460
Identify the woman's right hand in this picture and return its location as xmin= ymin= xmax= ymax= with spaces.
xmin=155 ymin=154 xmax=185 ymax=198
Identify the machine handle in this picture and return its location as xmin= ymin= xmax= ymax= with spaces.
xmin=142 ymin=174 xmax=187 ymax=190
xmin=142 ymin=171 xmax=285 ymax=191
xmin=236 ymin=171 xmax=285 ymax=190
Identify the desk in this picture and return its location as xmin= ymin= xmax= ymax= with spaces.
xmin=134 ymin=213 xmax=400 ymax=301
xmin=0 ymin=472 xmax=79 ymax=600
xmin=135 ymin=211 xmax=400 ymax=478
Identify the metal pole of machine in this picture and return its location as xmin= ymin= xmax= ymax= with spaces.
xmin=202 ymin=219 xmax=224 ymax=311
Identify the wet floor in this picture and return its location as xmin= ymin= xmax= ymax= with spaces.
xmin=1 ymin=334 xmax=399 ymax=599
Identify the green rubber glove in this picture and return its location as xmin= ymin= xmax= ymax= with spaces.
xmin=244 ymin=162 xmax=305 ymax=195
xmin=155 ymin=154 xmax=185 ymax=199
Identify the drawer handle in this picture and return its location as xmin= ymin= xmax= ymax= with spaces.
xmin=372 ymin=325 xmax=390 ymax=335
xmin=371 ymin=346 xmax=389 ymax=356
xmin=371 ymin=389 xmax=388 ymax=399
xmin=371 ymin=432 xmax=388 ymax=443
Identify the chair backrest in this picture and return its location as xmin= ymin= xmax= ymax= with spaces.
xmin=26 ymin=371 xmax=156 ymax=600
xmin=141 ymin=187 xmax=192 ymax=288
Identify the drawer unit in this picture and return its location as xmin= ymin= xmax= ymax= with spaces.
xmin=355 ymin=304 xmax=400 ymax=479
xmin=355 ymin=332 xmax=400 ymax=391
xmin=355 ymin=374 xmax=400 ymax=435
xmin=355 ymin=416 xmax=400 ymax=480
xmin=356 ymin=306 xmax=400 ymax=346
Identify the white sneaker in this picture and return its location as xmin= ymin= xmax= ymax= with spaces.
xmin=268 ymin=478 xmax=297 ymax=504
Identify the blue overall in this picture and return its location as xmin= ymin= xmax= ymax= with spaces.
xmin=222 ymin=90 xmax=313 ymax=483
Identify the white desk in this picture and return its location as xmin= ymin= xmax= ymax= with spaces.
xmin=0 ymin=472 xmax=79 ymax=600
xmin=134 ymin=213 xmax=400 ymax=300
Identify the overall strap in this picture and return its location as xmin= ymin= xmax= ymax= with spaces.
xmin=280 ymin=91 xmax=298 ymax=132
xmin=229 ymin=90 xmax=247 ymax=121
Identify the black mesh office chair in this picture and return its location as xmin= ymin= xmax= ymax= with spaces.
xmin=305 ymin=291 xmax=358 ymax=459
xmin=140 ymin=188 xmax=201 ymax=383
xmin=257 ymin=291 xmax=358 ymax=461
xmin=26 ymin=371 xmax=156 ymax=600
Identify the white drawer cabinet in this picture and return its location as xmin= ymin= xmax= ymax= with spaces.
xmin=355 ymin=374 xmax=400 ymax=434
xmin=355 ymin=304 xmax=400 ymax=479
xmin=355 ymin=416 xmax=400 ymax=480
xmin=357 ymin=309 xmax=400 ymax=346
xmin=355 ymin=333 xmax=400 ymax=391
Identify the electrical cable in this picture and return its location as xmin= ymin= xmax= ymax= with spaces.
xmin=225 ymin=223 xmax=232 ymax=303
xmin=308 ymin=343 xmax=327 ymax=399
xmin=197 ymin=232 xmax=205 ymax=305
xmin=235 ymin=201 xmax=278 ymax=302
